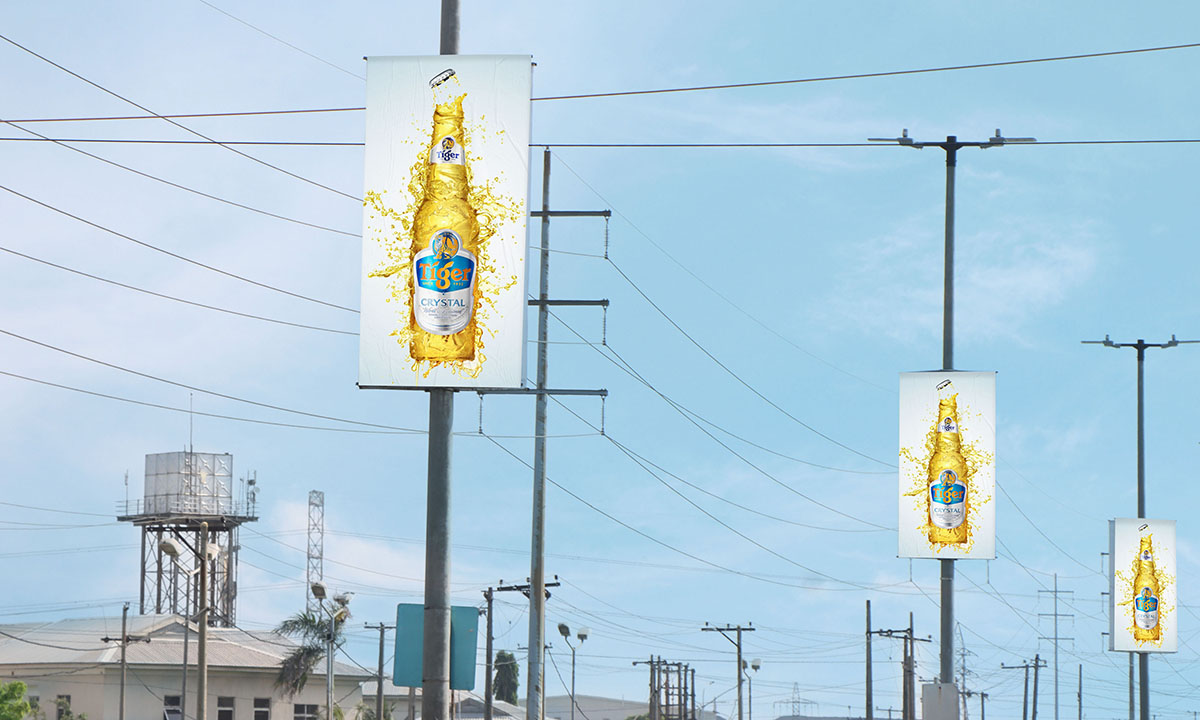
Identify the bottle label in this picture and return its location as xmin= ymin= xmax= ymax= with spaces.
xmin=413 ymin=229 xmax=476 ymax=335
xmin=929 ymin=469 xmax=966 ymax=529
xmin=1134 ymin=586 xmax=1159 ymax=629
xmin=938 ymin=416 xmax=958 ymax=433
xmin=430 ymin=136 xmax=465 ymax=165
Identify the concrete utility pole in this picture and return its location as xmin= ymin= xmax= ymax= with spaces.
xmin=101 ymin=603 xmax=150 ymax=720
xmin=870 ymin=616 xmax=930 ymax=720
xmin=197 ymin=521 xmax=209 ymax=720
xmin=1083 ymin=334 xmax=1197 ymax=720
xmin=702 ymin=624 xmax=755 ymax=720
xmin=366 ymin=623 xmax=395 ymax=720
xmin=866 ymin=601 xmax=873 ymax=720
xmin=1038 ymin=575 xmax=1074 ymax=720
xmin=483 ymin=588 xmax=494 ymax=720
xmin=869 ymin=128 xmax=1035 ymax=697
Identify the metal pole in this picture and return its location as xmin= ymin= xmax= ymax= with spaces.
xmin=570 ymin=645 xmax=577 ymax=720
xmin=1032 ymin=655 xmax=1040 ymax=720
xmin=119 ymin=602 xmax=128 ymax=720
xmin=423 ymin=10 xmax=459 ymax=720
xmin=376 ymin=624 xmax=388 ymax=720
xmin=484 ymin=589 xmax=494 ymax=720
xmin=1054 ymin=574 xmax=1060 ymax=720
xmin=1129 ymin=654 xmax=1134 ymax=720
xmin=866 ymin=601 xmax=873 ymax=720
xmin=940 ymin=138 xmax=958 ymax=692
xmin=736 ymin=628 xmax=744 ymax=720
xmin=1077 ymin=665 xmax=1082 ymax=720
xmin=424 ymin=389 xmax=454 ymax=720
xmin=327 ymin=610 xmax=335 ymax=720
xmin=182 ymin=570 xmax=190 ymax=720
xmin=527 ymin=148 xmax=551 ymax=720
xmin=1023 ymin=665 xmax=1029 ymax=720
xmin=1136 ymin=344 xmax=1149 ymax=720
xmin=197 ymin=522 xmax=208 ymax=720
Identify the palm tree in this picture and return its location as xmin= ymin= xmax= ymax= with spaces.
xmin=274 ymin=610 xmax=348 ymax=698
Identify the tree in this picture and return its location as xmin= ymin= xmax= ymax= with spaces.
xmin=274 ymin=608 xmax=349 ymax=699
xmin=0 ymin=681 xmax=31 ymax=720
xmin=493 ymin=650 xmax=519 ymax=704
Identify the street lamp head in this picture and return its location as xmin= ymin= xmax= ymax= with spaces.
xmin=557 ymin=622 xmax=570 ymax=639
xmin=333 ymin=592 xmax=354 ymax=607
xmin=750 ymin=659 xmax=761 ymax=671
xmin=310 ymin=581 xmax=327 ymax=600
xmin=577 ymin=627 xmax=589 ymax=642
xmin=159 ymin=537 xmax=184 ymax=558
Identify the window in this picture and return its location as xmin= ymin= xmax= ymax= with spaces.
xmin=55 ymin=696 xmax=71 ymax=720
xmin=164 ymin=696 xmax=183 ymax=720
xmin=254 ymin=698 xmax=270 ymax=720
xmin=293 ymin=705 xmax=319 ymax=720
xmin=218 ymin=697 xmax=235 ymax=720
xmin=27 ymin=696 xmax=39 ymax=718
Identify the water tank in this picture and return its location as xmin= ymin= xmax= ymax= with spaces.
xmin=142 ymin=451 xmax=234 ymax=516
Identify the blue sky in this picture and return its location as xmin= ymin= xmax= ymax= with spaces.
xmin=2 ymin=2 xmax=1200 ymax=718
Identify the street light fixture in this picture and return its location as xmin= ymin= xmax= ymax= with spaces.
xmin=557 ymin=623 xmax=589 ymax=720
xmin=312 ymin=584 xmax=352 ymax=720
xmin=741 ymin=660 xmax=761 ymax=720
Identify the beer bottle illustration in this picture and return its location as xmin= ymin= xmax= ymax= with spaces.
xmin=1132 ymin=535 xmax=1161 ymax=641
xmin=927 ymin=394 xmax=968 ymax=544
xmin=410 ymin=95 xmax=480 ymax=361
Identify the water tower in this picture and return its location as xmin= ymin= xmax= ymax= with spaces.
xmin=117 ymin=451 xmax=258 ymax=627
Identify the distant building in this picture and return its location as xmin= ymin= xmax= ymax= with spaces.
xmin=0 ymin=615 xmax=369 ymax=720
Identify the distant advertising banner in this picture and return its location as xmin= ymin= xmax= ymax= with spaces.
xmin=1110 ymin=518 xmax=1177 ymax=652
xmin=898 ymin=372 xmax=996 ymax=559
xmin=360 ymin=55 xmax=531 ymax=389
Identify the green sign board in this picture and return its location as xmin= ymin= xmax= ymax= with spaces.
xmin=392 ymin=604 xmax=478 ymax=690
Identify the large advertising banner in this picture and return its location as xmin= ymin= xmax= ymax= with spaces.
xmin=360 ymin=55 xmax=531 ymax=389
xmin=1110 ymin=518 xmax=1177 ymax=652
xmin=898 ymin=371 xmax=996 ymax=559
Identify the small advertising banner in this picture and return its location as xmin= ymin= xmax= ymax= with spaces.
xmin=360 ymin=55 xmax=532 ymax=389
xmin=1110 ymin=518 xmax=1177 ymax=652
xmin=898 ymin=371 xmax=996 ymax=559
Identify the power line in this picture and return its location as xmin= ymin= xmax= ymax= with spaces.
xmin=0 ymin=245 xmax=357 ymax=335
xmin=530 ymin=41 xmax=1200 ymax=101
xmin=3 ymin=107 xmax=363 ymax=124
xmin=0 ymin=32 xmax=360 ymax=201
xmin=0 ymin=182 xmax=358 ymax=312
xmin=0 ymin=119 xmax=359 ymax=236
xmin=193 ymin=0 xmax=365 ymax=80
xmin=0 ymin=327 xmax=417 ymax=431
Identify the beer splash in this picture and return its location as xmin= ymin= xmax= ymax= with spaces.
xmin=900 ymin=399 xmax=994 ymax=554
xmin=1115 ymin=534 xmax=1174 ymax=648
xmin=364 ymin=89 xmax=524 ymax=379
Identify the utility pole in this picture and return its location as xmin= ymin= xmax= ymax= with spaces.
xmin=367 ymin=623 xmax=395 ymax=720
xmin=866 ymin=601 xmax=873 ymax=720
xmin=870 ymin=128 xmax=1035 ymax=697
xmin=1076 ymin=665 xmax=1082 ymax=720
xmin=870 ymin=616 xmax=930 ymax=720
xmin=101 ymin=603 xmax=150 ymax=720
xmin=1003 ymin=656 xmax=1045 ymax=720
xmin=495 ymin=578 xmax=560 ymax=720
xmin=1039 ymin=574 xmax=1074 ymax=720
xmin=702 ymin=624 xmax=755 ymax=720
xmin=483 ymin=588 xmax=494 ymax=720
xmin=1032 ymin=654 xmax=1045 ymax=720
xmin=1083 ymin=334 xmax=1197 ymax=720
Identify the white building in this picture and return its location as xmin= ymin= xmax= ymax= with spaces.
xmin=0 ymin=615 xmax=369 ymax=720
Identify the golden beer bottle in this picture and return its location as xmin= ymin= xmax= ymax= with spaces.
xmin=1132 ymin=535 xmax=1161 ymax=641
xmin=927 ymin=394 xmax=968 ymax=544
xmin=409 ymin=95 xmax=480 ymax=361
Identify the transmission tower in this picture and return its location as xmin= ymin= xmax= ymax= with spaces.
xmin=307 ymin=490 xmax=324 ymax=613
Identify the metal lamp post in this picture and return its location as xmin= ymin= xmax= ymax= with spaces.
xmin=868 ymin=128 xmax=1035 ymax=693
xmin=557 ymin=623 xmax=589 ymax=720
xmin=160 ymin=538 xmax=201 ymax=719
xmin=312 ymin=582 xmax=353 ymax=720
xmin=741 ymin=660 xmax=760 ymax=720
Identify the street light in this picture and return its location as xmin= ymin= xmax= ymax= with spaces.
xmin=312 ymin=583 xmax=352 ymax=720
xmin=741 ymin=660 xmax=760 ymax=720
xmin=160 ymin=537 xmax=204 ymax=720
xmin=557 ymin=623 xmax=589 ymax=720
xmin=867 ymin=127 xmax=1034 ymax=691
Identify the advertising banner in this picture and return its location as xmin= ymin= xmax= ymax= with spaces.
xmin=898 ymin=371 xmax=996 ymax=559
xmin=1110 ymin=518 xmax=1177 ymax=652
xmin=360 ymin=55 xmax=531 ymax=389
